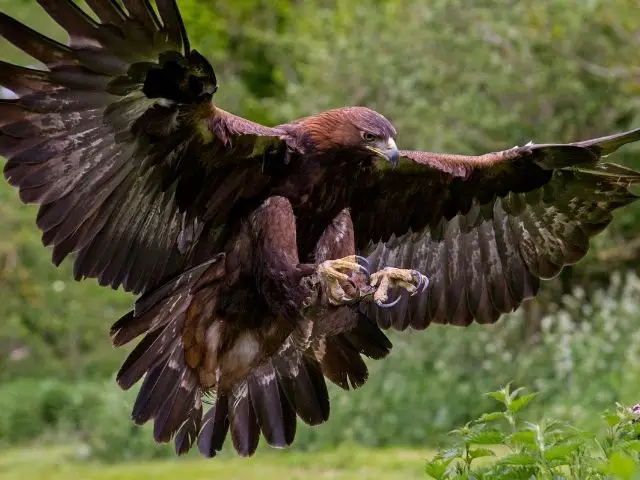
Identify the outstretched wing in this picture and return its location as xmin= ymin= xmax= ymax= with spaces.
xmin=0 ymin=1 xmax=286 ymax=294
xmin=351 ymin=129 xmax=640 ymax=329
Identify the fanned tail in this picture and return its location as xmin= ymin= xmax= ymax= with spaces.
xmin=110 ymin=255 xmax=225 ymax=453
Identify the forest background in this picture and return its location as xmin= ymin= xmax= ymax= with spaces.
xmin=2 ymin=0 xmax=640 ymax=478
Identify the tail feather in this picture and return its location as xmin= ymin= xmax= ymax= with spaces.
xmin=174 ymin=397 xmax=203 ymax=455
xmin=116 ymin=317 xmax=183 ymax=390
xmin=273 ymin=352 xmax=329 ymax=426
xmin=228 ymin=383 xmax=260 ymax=457
xmin=153 ymin=368 xmax=198 ymax=443
xmin=110 ymin=256 xmax=224 ymax=347
xmin=107 ymin=257 xmax=389 ymax=458
xmin=131 ymin=352 xmax=179 ymax=424
xmin=110 ymin=257 xmax=222 ymax=447
xmin=343 ymin=312 xmax=392 ymax=360
xmin=247 ymin=363 xmax=296 ymax=448
xmin=316 ymin=311 xmax=392 ymax=390
xmin=320 ymin=335 xmax=369 ymax=390
xmin=197 ymin=394 xmax=230 ymax=458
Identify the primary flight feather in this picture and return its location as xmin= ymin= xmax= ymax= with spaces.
xmin=1 ymin=0 xmax=640 ymax=457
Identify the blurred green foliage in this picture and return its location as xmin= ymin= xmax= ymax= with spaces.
xmin=1 ymin=273 xmax=640 ymax=461
xmin=425 ymin=384 xmax=640 ymax=479
xmin=2 ymin=0 xmax=640 ymax=460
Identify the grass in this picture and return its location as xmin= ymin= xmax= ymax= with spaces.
xmin=0 ymin=445 xmax=431 ymax=480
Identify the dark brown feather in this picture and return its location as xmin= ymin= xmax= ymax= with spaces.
xmin=318 ymin=335 xmax=368 ymax=390
xmin=1 ymin=3 xmax=286 ymax=295
xmin=85 ymin=0 xmax=127 ymax=27
xmin=121 ymin=0 xmax=160 ymax=32
xmin=228 ymin=383 xmax=260 ymax=457
xmin=197 ymin=396 xmax=230 ymax=458
xmin=174 ymin=399 xmax=203 ymax=455
xmin=0 ymin=12 xmax=77 ymax=67
xmin=131 ymin=345 xmax=182 ymax=424
xmin=247 ymin=364 xmax=296 ymax=448
xmin=155 ymin=0 xmax=190 ymax=53
xmin=153 ymin=370 xmax=198 ymax=443
xmin=358 ymin=130 xmax=640 ymax=330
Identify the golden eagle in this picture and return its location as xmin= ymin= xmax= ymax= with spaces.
xmin=2 ymin=0 xmax=640 ymax=457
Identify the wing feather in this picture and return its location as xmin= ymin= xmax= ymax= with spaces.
xmin=357 ymin=130 xmax=640 ymax=329
xmin=1 ymin=4 xmax=287 ymax=294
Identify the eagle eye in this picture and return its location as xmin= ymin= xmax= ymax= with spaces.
xmin=361 ymin=131 xmax=376 ymax=142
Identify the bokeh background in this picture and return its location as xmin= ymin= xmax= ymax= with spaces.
xmin=2 ymin=0 xmax=640 ymax=478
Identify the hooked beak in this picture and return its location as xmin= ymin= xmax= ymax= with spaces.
xmin=368 ymin=138 xmax=400 ymax=168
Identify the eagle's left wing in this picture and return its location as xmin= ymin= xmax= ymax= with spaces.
xmin=350 ymin=129 xmax=640 ymax=329
xmin=0 ymin=1 xmax=288 ymax=294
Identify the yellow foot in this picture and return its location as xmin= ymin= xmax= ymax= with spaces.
xmin=369 ymin=267 xmax=429 ymax=308
xmin=316 ymin=255 xmax=370 ymax=306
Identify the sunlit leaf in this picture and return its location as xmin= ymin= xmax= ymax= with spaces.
xmin=543 ymin=442 xmax=580 ymax=462
xmin=469 ymin=448 xmax=496 ymax=460
xmin=510 ymin=430 xmax=537 ymax=447
xmin=498 ymin=453 xmax=537 ymax=466
xmin=603 ymin=451 xmax=640 ymax=480
xmin=509 ymin=392 xmax=538 ymax=413
xmin=486 ymin=391 xmax=507 ymax=404
xmin=468 ymin=429 xmax=505 ymax=445
xmin=476 ymin=412 xmax=508 ymax=423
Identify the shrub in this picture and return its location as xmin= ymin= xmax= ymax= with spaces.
xmin=425 ymin=384 xmax=640 ymax=480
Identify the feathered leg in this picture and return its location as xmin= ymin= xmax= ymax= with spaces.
xmin=311 ymin=209 xmax=392 ymax=390
xmin=248 ymin=196 xmax=367 ymax=316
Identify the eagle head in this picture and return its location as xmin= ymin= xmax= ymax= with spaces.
xmin=297 ymin=106 xmax=400 ymax=167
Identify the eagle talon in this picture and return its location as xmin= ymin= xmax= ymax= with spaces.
xmin=375 ymin=294 xmax=402 ymax=308
xmin=316 ymin=256 xmax=369 ymax=306
xmin=410 ymin=270 xmax=429 ymax=296
xmin=355 ymin=255 xmax=370 ymax=275
xmin=369 ymin=267 xmax=429 ymax=308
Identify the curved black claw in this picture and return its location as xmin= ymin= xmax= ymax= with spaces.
xmin=410 ymin=270 xmax=429 ymax=296
xmin=375 ymin=294 xmax=402 ymax=308
xmin=355 ymin=255 xmax=370 ymax=276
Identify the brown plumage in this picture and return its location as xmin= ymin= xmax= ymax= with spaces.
xmin=2 ymin=0 xmax=640 ymax=458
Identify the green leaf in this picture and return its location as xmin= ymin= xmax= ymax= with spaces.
xmin=604 ymin=413 xmax=622 ymax=428
xmin=425 ymin=457 xmax=454 ymax=480
xmin=469 ymin=448 xmax=496 ymax=460
xmin=603 ymin=451 xmax=640 ymax=480
xmin=510 ymin=430 xmax=537 ymax=446
xmin=476 ymin=412 xmax=508 ymax=423
xmin=486 ymin=390 xmax=507 ymax=404
xmin=508 ymin=392 xmax=538 ymax=413
xmin=498 ymin=454 xmax=536 ymax=466
xmin=543 ymin=442 xmax=580 ymax=462
xmin=467 ymin=429 xmax=505 ymax=445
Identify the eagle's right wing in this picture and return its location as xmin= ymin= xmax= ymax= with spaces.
xmin=350 ymin=129 xmax=640 ymax=329
xmin=1 ymin=0 xmax=287 ymax=294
